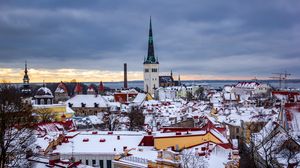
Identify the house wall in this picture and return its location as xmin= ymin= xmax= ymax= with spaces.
xmin=60 ymin=153 xmax=115 ymax=168
xmin=71 ymin=107 xmax=108 ymax=116
xmin=33 ymin=105 xmax=73 ymax=121
xmin=154 ymin=132 xmax=222 ymax=150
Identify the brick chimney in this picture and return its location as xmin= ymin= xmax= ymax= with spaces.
xmin=124 ymin=63 xmax=128 ymax=89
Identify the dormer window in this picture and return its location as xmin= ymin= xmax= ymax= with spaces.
xmin=81 ymin=103 xmax=86 ymax=107
xmin=94 ymin=103 xmax=99 ymax=108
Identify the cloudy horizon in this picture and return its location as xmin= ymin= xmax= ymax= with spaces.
xmin=1 ymin=0 xmax=299 ymax=83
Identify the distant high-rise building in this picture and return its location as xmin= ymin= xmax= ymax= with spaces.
xmin=143 ymin=17 xmax=159 ymax=95
xmin=21 ymin=60 xmax=31 ymax=96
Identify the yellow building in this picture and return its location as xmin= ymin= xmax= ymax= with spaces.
xmin=33 ymin=104 xmax=74 ymax=122
xmin=154 ymin=130 xmax=229 ymax=150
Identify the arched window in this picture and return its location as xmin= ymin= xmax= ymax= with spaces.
xmin=40 ymin=99 xmax=44 ymax=105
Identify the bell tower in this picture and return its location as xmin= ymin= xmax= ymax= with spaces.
xmin=143 ymin=17 xmax=159 ymax=95
xmin=21 ymin=60 xmax=31 ymax=96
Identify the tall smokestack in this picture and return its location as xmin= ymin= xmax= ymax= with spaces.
xmin=124 ymin=63 xmax=128 ymax=89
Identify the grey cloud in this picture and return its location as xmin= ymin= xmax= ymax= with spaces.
xmin=0 ymin=0 xmax=299 ymax=78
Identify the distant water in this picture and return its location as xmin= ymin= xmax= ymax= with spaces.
xmin=90 ymin=80 xmax=300 ymax=90
xmin=12 ymin=79 xmax=300 ymax=90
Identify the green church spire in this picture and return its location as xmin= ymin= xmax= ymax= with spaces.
xmin=144 ymin=17 xmax=158 ymax=64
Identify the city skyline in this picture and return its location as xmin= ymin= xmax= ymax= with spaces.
xmin=1 ymin=0 xmax=299 ymax=82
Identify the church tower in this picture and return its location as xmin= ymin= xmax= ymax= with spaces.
xmin=143 ymin=17 xmax=159 ymax=95
xmin=21 ymin=60 xmax=31 ymax=96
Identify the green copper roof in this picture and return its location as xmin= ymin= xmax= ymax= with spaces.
xmin=144 ymin=17 xmax=159 ymax=64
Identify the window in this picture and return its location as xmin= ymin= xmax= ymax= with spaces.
xmin=152 ymin=68 xmax=157 ymax=72
xmin=85 ymin=160 xmax=89 ymax=165
xmin=107 ymin=160 xmax=112 ymax=168
xmin=236 ymin=128 xmax=239 ymax=133
xmin=92 ymin=160 xmax=96 ymax=166
xmin=145 ymin=69 xmax=149 ymax=72
xmin=99 ymin=160 xmax=104 ymax=168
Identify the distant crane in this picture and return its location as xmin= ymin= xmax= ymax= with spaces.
xmin=270 ymin=71 xmax=291 ymax=89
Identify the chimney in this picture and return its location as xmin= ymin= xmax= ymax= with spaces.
xmin=124 ymin=63 xmax=128 ymax=89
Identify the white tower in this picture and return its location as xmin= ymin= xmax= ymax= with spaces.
xmin=144 ymin=18 xmax=159 ymax=95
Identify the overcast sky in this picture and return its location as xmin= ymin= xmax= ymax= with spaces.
xmin=0 ymin=0 xmax=299 ymax=82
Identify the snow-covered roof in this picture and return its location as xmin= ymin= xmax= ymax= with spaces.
xmin=133 ymin=93 xmax=146 ymax=105
xmin=235 ymin=82 xmax=260 ymax=89
xmin=54 ymin=131 xmax=144 ymax=154
xmin=35 ymin=87 xmax=54 ymax=98
xmin=66 ymin=95 xmax=109 ymax=108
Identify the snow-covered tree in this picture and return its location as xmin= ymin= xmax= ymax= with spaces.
xmin=180 ymin=149 xmax=208 ymax=168
xmin=0 ymin=84 xmax=36 ymax=168
xmin=102 ymin=110 xmax=120 ymax=131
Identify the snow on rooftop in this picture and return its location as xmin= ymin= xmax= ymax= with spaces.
xmin=66 ymin=95 xmax=109 ymax=108
xmin=133 ymin=93 xmax=146 ymax=105
xmin=154 ymin=130 xmax=207 ymax=137
xmin=54 ymin=131 xmax=144 ymax=155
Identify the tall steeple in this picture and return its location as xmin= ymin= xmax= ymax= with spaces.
xmin=144 ymin=17 xmax=158 ymax=64
xmin=143 ymin=17 xmax=159 ymax=95
xmin=23 ymin=60 xmax=29 ymax=84
xmin=21 ymin=60 xmax=31 ymax=96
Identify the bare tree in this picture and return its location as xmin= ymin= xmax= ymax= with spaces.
xmin=0 ymin=84 xmax=36 ymax=168
xmin=273 ymin=137 xmax=300 ymax=167
xmin=102 ymin=109 xmax=120 ymax=131
xmin=180 ymin=149 xmax=208 ymax=168
xmin=247 ymin=121 xmax=297 ymax=168
xmin=195 ymin=87 xmax=205 ymax=100
xmin=186 ymin=92 xmax=193 ymax=102
xmin=34 ymin=108 xmax=56 ymax=122
xmin=128 ymin=108 xmax=145 ymax=131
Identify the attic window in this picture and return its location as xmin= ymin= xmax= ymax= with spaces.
xmin=68 ymin=103 xmax=73 ymax=107
xmin=94 ymin=103 xmax=99 ymax=108
xmin=81 ymin=103 xmax=86 ymax=107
